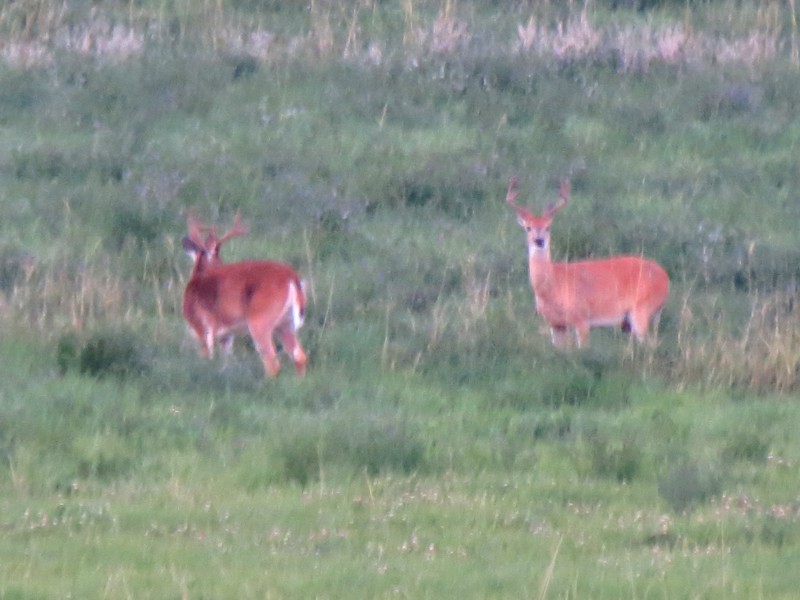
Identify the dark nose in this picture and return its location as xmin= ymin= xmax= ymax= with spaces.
xmin=534 ymin=238 xmax=546 ymax=249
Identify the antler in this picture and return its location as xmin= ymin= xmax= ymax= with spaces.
xmin=184 ymin=210 xmax=249 ymax=265
xmin=507 ymin=177 xmax=569 ymax=218
xmin=545 ymin=179 xmax=569 ymax=217
xmin=506 ymin=177 xmax=520 ymax=208
xmin=189 ymin=210 xmax=249 ymax=249
xmin=214 ymin=211 xmax=249 ymax=246
xmin=559 ymin=179 xmax=570 ymax=203
xmin=186 ymin=211 xmax=207 ymax=246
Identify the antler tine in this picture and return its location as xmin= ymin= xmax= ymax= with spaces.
xmin=506 ymin=177 xmax=520 ymax=207
xmin=559 ymin=179 xmax=570 ymax=203
xmin=217 ymin=211 xmax=249 ymax=245
xmin=186 ymin=210 xmax=207 ymax=245
xmin=545 ymin=179 xmax=569 ymax=217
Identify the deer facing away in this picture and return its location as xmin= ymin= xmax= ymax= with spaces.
xmin=182 ymin=211 xmax=248 ymax=355
xmin=182 ymin=213 xmax=308 ymax=378
xmin=507 ymin=178 xmax=669 ymax=348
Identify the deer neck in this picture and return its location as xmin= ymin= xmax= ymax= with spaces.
xmin=191 ymin=252 xmax=213 ymax=278
xmin=527 ymin=248 xmax=557 ymax=300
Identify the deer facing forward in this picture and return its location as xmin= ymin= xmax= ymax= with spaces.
xmin=182 ymin=213 xmax=308 ymax=378
xmin=507 ymin=178 xmax=669 ymax=348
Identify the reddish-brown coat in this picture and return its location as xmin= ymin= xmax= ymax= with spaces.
xmin=507 ymin=178 xmax=669 ymax=348
xmin=182 ymin=214 xmax=307 ymax=378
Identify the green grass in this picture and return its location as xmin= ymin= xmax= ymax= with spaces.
xmin=2 ymin=0 xmax=800 ymax=597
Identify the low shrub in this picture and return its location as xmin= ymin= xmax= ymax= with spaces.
xmin=58 ymin=329 xmax=148 ymax=379
xmin=276 ymin=411 xmax=425 ymax=485
xmin=73 ymin=432 xmax=135 ymax=481
xmin=720 ymin=431 xmax=770 ymax=464
xmin=658 ymin=459 xmax=723 ymax=513
xmin=494 ymin=355 xmax=631 ymax=411
xmin=571 ymin=429 xmax=642 ymax=483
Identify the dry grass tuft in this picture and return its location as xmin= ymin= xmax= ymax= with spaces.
xmin=1 ymin=255 xmax=138 ymax=334
xmin=0 ymin=8 xmax=144 ymax=67
xmin=516 ymin=7 xmax=602 ymax=63
xmin=0 ymin=1 xmax=793 ymax=70
xmin=515 ymin=2 xmax=787 ymax=73
xmin=429 ymin=0 xmax=470 ymax=55
xmin=674 ymin=290 xmax=800 ymax=395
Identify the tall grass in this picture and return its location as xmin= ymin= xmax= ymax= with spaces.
xmin=673 ymin=289 xmax=800 ymax=394
xmin=2 ymin=0 xmax=800 ymax=597
xmin=1 ymin=0 xmax=797 ymax=391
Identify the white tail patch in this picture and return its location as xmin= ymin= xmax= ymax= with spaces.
xmin=182 ymin=212 xmax=308 ymax=378
xmin=284 ymin=280 xmax=305 ymax=331
xmin=292 ymin=279 xmax=306 ymax=330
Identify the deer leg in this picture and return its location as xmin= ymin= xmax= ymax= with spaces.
xmin=203 ymin=328 xmax=216 ymax=358
xmin=213 ymin=333 xmax=235 ymax=371
xmin=188 ymin=324 xmax=214 ymax=359
xmin=184 ymin=314 xmax=213 ymax=359
xmin=257 ymin=337 xmax=281 ymax=378
xmin=550 ymin=326 xmax=570 ymax=348
xmin=634 ymin=307 xmax=663 ymax=346
xmin=277 ymin=324 xmax=308 ymax=376
xmin=247 ymin=318 xmax=281 ymax=378
xmin=628 ymin=308 xmax=653 ymax=344
xmin=574 ymin=322 xmax=590 ymax=348
xmin=183 ymin=297 xmax=212 ymax=359
xmin=219 ymin=333 xmax=235 ymax=355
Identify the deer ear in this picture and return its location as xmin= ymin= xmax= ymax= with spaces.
xmin=182 ymin=236 xmax=203 ymax=259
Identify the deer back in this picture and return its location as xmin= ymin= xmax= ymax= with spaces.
xmin=183 ymin=260 xmax=306 ymax=332
xmin=539 ymin=256 xmax=669 ymax=325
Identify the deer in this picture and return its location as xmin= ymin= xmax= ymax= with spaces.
xmin=182 ymin=211 xmax=248 ymax=356
xmin=181 ymin=212 xmax=308 ymax=378
xmin=507 ymin=177 xmax=669 ymax=348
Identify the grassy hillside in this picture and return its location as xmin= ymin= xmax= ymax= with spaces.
xmin=1 ymin=0 xmax=800 ymax=597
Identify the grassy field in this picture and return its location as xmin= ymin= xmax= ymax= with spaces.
xmin=1 ymin=0 xmax=800 ymax=597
